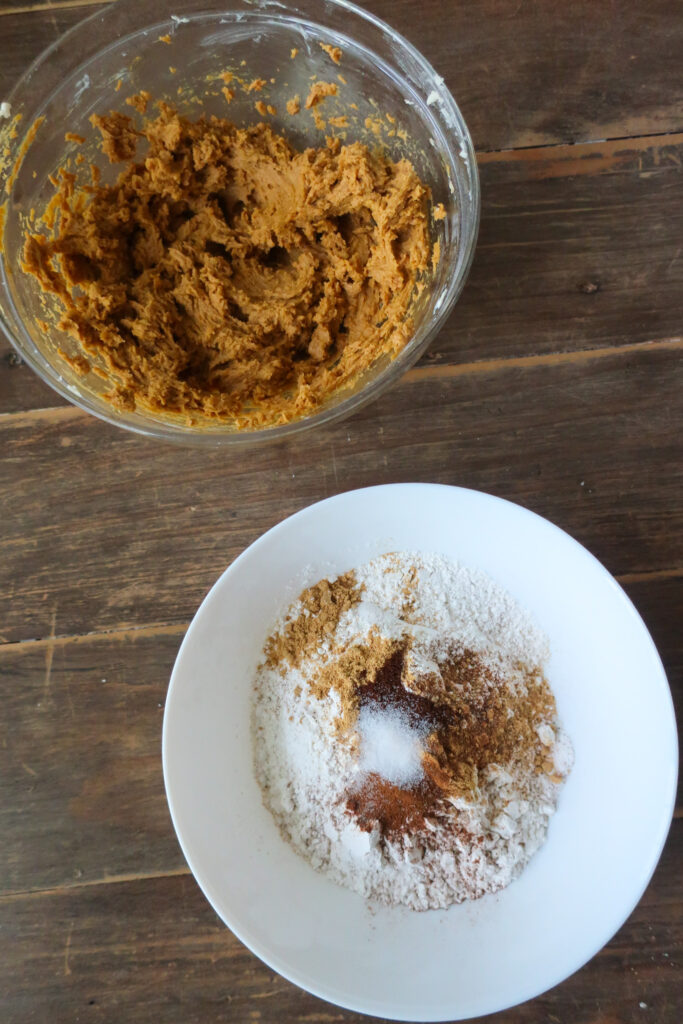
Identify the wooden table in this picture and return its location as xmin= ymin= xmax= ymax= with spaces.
xmin=1 ymin=1 xmax=681 ymax=1021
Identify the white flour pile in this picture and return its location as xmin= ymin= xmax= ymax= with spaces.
xmin=252 ymin=552 xmax=573 ymax=911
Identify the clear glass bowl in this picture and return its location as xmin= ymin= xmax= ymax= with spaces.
xmin=0 ymin=0 xmax=479 ymax=446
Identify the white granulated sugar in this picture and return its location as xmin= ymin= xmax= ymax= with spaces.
xmin=357 ymin=706 xmax=425 ymax=787
xmin=252 ymin=551 xmax=573 ymax=911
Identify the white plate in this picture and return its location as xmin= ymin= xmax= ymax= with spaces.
xmin=162 ymin=484 xmax=677 ymax=1022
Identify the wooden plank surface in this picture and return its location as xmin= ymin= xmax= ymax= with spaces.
xmin=0 ymin=626 xmax=186 ymax=894
xmin=0 ymin=3 xmax=110 ymax=101
xmin=1 ymin=345 xmax=682 ymax=644
xmin=1 ymin=0 xmax=682 ymax=150
xmin=0 ymin=0 xmax=681 ymax=1021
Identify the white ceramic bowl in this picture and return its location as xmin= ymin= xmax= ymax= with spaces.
xmin=163 ymin=484 xmax=678 ymax=1021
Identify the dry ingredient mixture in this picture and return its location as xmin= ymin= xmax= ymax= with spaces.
xmin=21 ymin=98 xmax=432 ymax=427
xmin=253 ymin=553 xmax=573 ymax=911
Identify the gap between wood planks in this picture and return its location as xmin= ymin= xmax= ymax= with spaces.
xmin=0 ymin=0 xmax=681 ymax=162
xmin=476 ymin=130 xmax=683 ymax=162
xmin=1 ymin=335 xmax=682 ymax=427
xmin=0 ymin=567 xmax=682 ymax=654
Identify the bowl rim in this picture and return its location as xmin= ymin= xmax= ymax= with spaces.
xmin=0 ymin=0 xmax=480 ymax=447
xmin=162 ymin=482 xmax=678 ymax=1020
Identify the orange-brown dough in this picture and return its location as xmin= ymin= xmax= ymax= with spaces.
xmin=22 ymin=105 xmax=432 ymax=426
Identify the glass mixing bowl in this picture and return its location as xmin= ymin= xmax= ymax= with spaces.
xmin=0 ymin=0 xmax=479 ymax=446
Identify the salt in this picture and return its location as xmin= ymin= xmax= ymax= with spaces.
xmin=357 ymin=706 xmax=425 ymax=787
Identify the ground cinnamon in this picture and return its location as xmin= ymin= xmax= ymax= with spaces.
xmin=346 ymin=773 xmax=442 ymax=834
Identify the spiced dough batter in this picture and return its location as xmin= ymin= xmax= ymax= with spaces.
xmin=23 ymin=105 xmax=432 ymax=426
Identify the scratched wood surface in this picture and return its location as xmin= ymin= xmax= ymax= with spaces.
xmin=0 ymin=1 xmax=681 ymax=1022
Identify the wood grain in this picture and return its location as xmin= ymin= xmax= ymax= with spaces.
xmin=0 ymin=626 xmax=186 ymax=894
xmin=0 ymin=4 xmax=108 ymax=100
xmin=2 ymin=345 xmax=682 ymax=645
xmin=0 ymin=1 xmax=681 ymax=1020
xmin=2 ymin=133 xmax=682 ymax=416
xmin=0 ymin=820 xmax=680 ymax=1024
xmin=451 ymin=134 xmax=683 ymax=364
xmin=393 ymin=0 xmax=683 ymax=149
xmin=0 ymin=576 xmax=679 ymax=896
xmin=1 ymin=0 xmax=682 ymax=149
xmin=0 ymin=0 xmax=105 ymax=13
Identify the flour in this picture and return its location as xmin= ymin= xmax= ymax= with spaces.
xmin=252 ymin=552 xmax=573 ymax=911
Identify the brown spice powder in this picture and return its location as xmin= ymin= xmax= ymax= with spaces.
xmin=346 ymin=773 xmax=442 ymax=834
xmin=264 ymin=571 xmax=362 ymax=671
xmin=311 ymin=631 xmax=398 ymax=733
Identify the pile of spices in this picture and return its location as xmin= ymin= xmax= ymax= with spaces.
xmin=252 ymin=553 xmax=573 ymax=910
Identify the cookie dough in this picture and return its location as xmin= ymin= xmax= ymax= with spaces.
xmin=22 ymin=104 xmax=432 ymax=427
